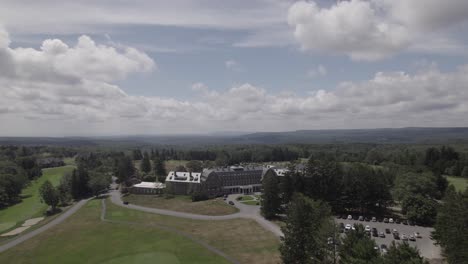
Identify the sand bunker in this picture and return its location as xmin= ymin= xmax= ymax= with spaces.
xmin=22 ymin=217 xmax=44 ymax=227
xmin=0 ymin=226 xmax=31 ymax=237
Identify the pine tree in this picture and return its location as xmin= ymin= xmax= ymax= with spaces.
xmin=383 ymin=242 xmax=428 ymax=264
xmin=432 ymin=186 xmax=468 ymax=263
xmin=461 ymin=166 xmax=468 ymax=178
xmin=153 ymin=158 xmax=167 ymax=183
xmin=261 ymin=171 xmax=280 ymax=219
xmin=280 ymin=193 xmax=332 ymax=264
xmin=140 ymin=152 xmax=151 ymax=173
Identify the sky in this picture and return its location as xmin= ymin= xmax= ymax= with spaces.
xmin=0 ymin=0 xmax=468 ymax=136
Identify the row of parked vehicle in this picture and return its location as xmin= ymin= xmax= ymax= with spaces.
xmin=339 ymin=222 xmax=422 ymax=241
xmin=337 ymin=214 xmax=415 ymax=225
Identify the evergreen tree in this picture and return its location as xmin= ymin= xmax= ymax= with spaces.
xmin=461 ymin=166 xmax=468 ymax=178
xmin=88 ymin=173 xmax=111 ymax=197
xmin=39 ymin=180 xmax=59 ymax=212
xmin=153 ymin=158 xmax=167 ymax=183
xmin=432 ymin=186 xmax=468 ymax=263
xmin=339 ymin=224 xmax=380 ymax=264
xmin=140 ymin=152 xmax=151 ymax=173
xmin=261 ymin=171 xmax=280 ymax=219
xmin=382 ymin=242 xmax=428 ymax=264
xmin=280 ymin=171 xmax=295 ymax=205
xmin=115 ymin=156 xmax=135 ymax=185
xmin=280 ymin=193 xmax=332 ymax=264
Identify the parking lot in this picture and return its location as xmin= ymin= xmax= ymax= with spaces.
xmin=335 ymin=217 xmax=442 ymax=259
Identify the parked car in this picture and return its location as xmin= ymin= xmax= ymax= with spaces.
xmin=395 ymin=218 xmax=400 ymax=224
xmin=327 ymin=237 xmax=334 ymax=245
xmin=408 ymin=220 xmax=415 ymax=226
xmin=339 ymin=223 xmax=345 ymax=229
xmin=393 ymin=232 xmax=400 ymax=239
xmin=337 ymin=215 xmax=342 ymax=219
xmin=228 ymin=201 xmax=234 ymax=205
xmin=385 ymin=228 xmax=391 ymax=234
xmin=345 ymin=224 xmax=352 ymax=231
xmin=347 ymin=215 xmax=353 ymax=220
xmin=383 ymin=218 xmax=389 ymax=223
xmin=365 ymin=225 xmax=371 ymax=232
xmin=364 ymin=217 xmax=370 ymax=222
xmin=414 ymin=232 xmax=421 ymax=238
xmin=389 ymin=218 xmax=394 ymax=223
xmin=401 ymin=234 xmax=408 ymax=241
xmin=358 ymin=216 xmax=364 ymax=221
xmin=379 ymin=232 xmax=385 ymax=238
xmin=402 ymin=220 xmax=408 ymax=225
xmin=352 ymin=224 xmax=357 ymax=230
xmin=123 ymin=201 xmax=129 ymax=205
xmin=371 ymin=217 xmax=377 ymax=222
xmin=372 ymin=230 xmax=378 ymax=237
xmin=409 ymin=235 xmax=416 ymax=241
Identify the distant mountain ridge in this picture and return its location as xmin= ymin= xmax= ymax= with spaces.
xmin=1 ymin=127 xmax=468 ymax=146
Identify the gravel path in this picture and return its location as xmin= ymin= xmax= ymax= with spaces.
xmin=0 ymin=198 xmax=91 ymax=253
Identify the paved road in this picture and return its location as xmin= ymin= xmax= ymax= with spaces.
xmin=335 ymin=218 xmax=442 ymax=259
xmin=0 ymin=198 xmax=91 ymax=254
xmin=110 ymin=190 xmax=283 ymax=237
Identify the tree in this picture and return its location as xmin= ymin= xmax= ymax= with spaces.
xmin=461 ymin=166 xmax=468 ymax=178
xmin=39 ymin=180 xmax=59 ymax=212
xmin=280 ymin=171 xmax=295 ymax=205
xmin=261 ymin=171 xmax=280 ymax=219
xmin=70 ymin=166 xmax=90 ymax=199
xmin=280 ymin=193 xmax=332 ymax=264
xmin=401 ymin=194 xmax=437 ymax=225
xmin=339 ymin=224 xmax=380 ymax=264
xmin=305 ymin=159 xmax=342 ymax=205
xmin=132 ymin=149 xmax=143 ymax=160
xmin=140 ymin=152 xmax=151 ymax=173
xmin=432 ymin=186 xmax=468 ymax=263
xmin=88 ymin=173 xmax=111 ymax=197
xmin=382 ymin=242 xmax=428 ymax=264
xmin=186 ymin=160 xmax=203 ymax=172
xmin=153 ymin=158 xmax=167 ymax=183
xmin=115 ymin=156 xmax=135 ymax=185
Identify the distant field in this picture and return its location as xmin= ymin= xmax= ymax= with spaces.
xmin=0 ymin=200 xmax=229 ymax=264
xmin=0 ymin=165 xmax=74 ymax=233
xmin=123 ymin=194 xmax=239 ymax=216
xmin=63 ymin=157 xmax=76 ymax=166
xmin=446 ymin=176 xmax=468 ymax=192
xmin=165 ymin=160 xmax=190 ymax=172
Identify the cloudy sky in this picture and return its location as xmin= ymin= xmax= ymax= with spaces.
xmin=1 ymin=0 xmax=468 ymax=136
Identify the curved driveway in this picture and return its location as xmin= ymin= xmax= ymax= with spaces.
xmin=110 ymin=190 xmax=283 ymax=237
xmin=0 ymin=198 xmax=91 ymax=254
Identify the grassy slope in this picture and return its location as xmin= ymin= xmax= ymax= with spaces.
xmin=106 ymin=200 xmax=280 ymax=264
xmin=123 ymin=195 xmax=239 ymax=216
xmin=446 ymin=176 xmax=468 ymax=192
xmin=0 ymin=166 xmax=74 ymax=233
xmin=0 ymin=200 xmax=229 ymax=264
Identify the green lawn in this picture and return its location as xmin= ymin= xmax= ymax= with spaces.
xmin=0 ymin=200 xmax=228 ymax=264
xmin=241 ymin=200 xmax=260 ymax=206
xmin=237 ymin=195 xmax=254 ymax=201
xmin=446 ymin=176 xmax=468 ymax=192
xmin=123 ymin=194 xmax=239 ymax=216
xmin=0 ymin=165 xmax=74 ymax=233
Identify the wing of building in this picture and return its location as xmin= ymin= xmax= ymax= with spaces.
xmin=165 ymin=165 xmax=289 ymax=197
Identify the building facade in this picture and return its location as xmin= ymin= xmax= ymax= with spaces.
xmin=165 ymin=165 xmax=280 ymax=197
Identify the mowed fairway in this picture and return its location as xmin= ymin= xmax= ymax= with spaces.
xmin=0 ymin=200 xmax=229 ymax=264
xmin=446 ymin=176 xmax=468 ymax=192
xmin=0 ymin=166 xmax=74 ymax=233
xmin=123 ymin=194 xmax=239 ymax=216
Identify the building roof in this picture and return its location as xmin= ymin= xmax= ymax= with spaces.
xmin=165 ymin=171 xmax=202 ymax=183
xmin=133 ymin=182 xmax=165 ymax=189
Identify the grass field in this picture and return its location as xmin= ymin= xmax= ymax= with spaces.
xmin=446 ymin=176 xmax=468 ymax=192
xmin=241 ymin=200 xmax=260 ymax=206
xmin=106 ymin=199 xmax=280 ymax=264
xmin=123 ymin=194 xmax=239 ymax=216
xmin=237 ymin=195 xmax=254 ymax=201
xmin=0 ymin=199 xmax=230 ymax=264
xmin=165 ymin=160 xmax=190 ymax=172
xmin=0 ymin=166 xmax=74 ymax=233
